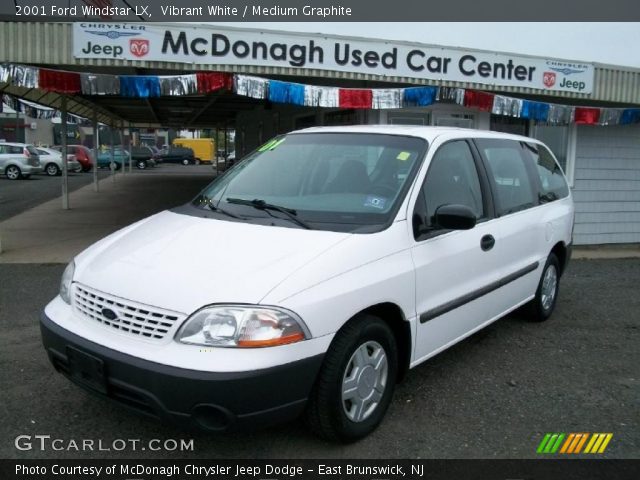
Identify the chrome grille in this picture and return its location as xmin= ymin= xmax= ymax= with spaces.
xmin=73 ymin=284 xmax=185 ymax=340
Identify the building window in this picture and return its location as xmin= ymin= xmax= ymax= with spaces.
xmin=490 ymin=115 xmax=529 ymax=136
xmin=531 ymin=124 xmax=576 ymax=186
xmin=433 ymin=113 xmax=475 ymax=128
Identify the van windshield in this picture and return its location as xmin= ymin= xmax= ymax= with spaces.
xmin=193 ymin=133 xmax=427 ymax=232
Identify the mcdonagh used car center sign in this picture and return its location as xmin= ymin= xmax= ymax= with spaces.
xmin=73 ymin=23 xmax=595 ymax=94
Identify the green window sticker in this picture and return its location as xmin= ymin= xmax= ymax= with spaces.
xmin=397 ymin=151 xmax=411 ymax=161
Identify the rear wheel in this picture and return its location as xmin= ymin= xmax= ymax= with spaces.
xmin=6 ymin=165 xmax=21 ymax=180
xmin=182 ymin=158 xmax=190 ymax=165
xmin=195 ymin=158 xmax=201 ymax=165
xmin=136 ymin=160 xmax=147 ymax=170
xmin=305 ymin=314 xmax=397 ymax=442
xmin=45 ymin=163 xmax=60 ymax=176
xmin=526 ymin=253 xmax=560 ymax=322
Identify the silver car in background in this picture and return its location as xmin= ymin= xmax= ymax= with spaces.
xmin=36 ymin=147 xmax=82 ymax=176
xmin=0 ymin=142 xmax=42 ymax=180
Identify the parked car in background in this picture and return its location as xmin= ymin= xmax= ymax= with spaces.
xmin=97 ymin=148 xmax=128 ymax=170
xmin=51 ymin=145 xmax=94 ymax=172
xmin=0 ymin=142 xmax=42 ymax=179
xmin=131 ymin=146 xmax=157 ymax=170
xmin=215 ymin=150 xmax=237 ymax=172
xmin=157 ymin=146 xmax=195 ymax=165
xmin=36 ymin=147 xmax=82 ymax=175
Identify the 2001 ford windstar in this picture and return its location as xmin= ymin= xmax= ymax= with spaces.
xmin=41 ymin=126 xmax=574 ymax=441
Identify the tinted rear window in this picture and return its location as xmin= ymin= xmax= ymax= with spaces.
xmin=524 ymin=143 xmax=570 ymax=202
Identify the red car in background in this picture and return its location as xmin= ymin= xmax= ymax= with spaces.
xmin=51 ymin=145 xmax=94 ymax=172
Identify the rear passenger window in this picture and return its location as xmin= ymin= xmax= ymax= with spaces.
xmin=525 ymin=143 xmax=569 ymax=202
xmin=476 ymin=139 xmax=536 ymax=216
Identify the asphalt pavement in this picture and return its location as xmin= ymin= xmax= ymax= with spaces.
xmin=0 ymin=259 xmax=638 ymax=459
xmin=0 ymin=170 xmax=109 ymax=222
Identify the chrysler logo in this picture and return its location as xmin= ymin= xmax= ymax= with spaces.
xmin=101 ymin=308 xmax=117 ymax=320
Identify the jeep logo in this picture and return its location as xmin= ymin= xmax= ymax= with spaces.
xmin=559 ymin=78 xmax=587 ymax=91
xmin=81 ymin=42 xmax=123 ymax=58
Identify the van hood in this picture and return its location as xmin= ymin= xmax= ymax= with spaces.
xmin=74 ymin=210 xmax=350 ymax=314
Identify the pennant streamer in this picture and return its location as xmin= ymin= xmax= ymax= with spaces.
xmin=436 ymin=87 xmax=465 ymax=105
xmin=372 ymin=89 xmax=402 ymax=109
xmin=196 ymin=72 xmax=233 ymax=93
xmin=304 ymin=85 xmax=339 ymax=107
xmin=0 ymin=63 xmax=638 ymax=126
xmin=268 ymin=80 xmax=305 ymax=106
xmin=598 ymin=109 xmax=622 ymax=126
xmin=339 ymin=89 xmax=372 ymax=109
xmin=547 ymin=105 xmax=575 ymax=125
xmin=520 ymin=101 xmax=550 ymax=121
xmin=39 ymin=69 xmax=81 ymax=94
xmin=119 ymin=76 xmax=161 ymax=98
xmin=492 ymin=95 xmax=523 ymax=117
xmin=464 ymin=90 xmax=495 ymax=112
xmin=403 ymin=86 xmax=437 ymax=107
xmin=575 ymin=107 xmax=601 ymax=125
xmin=234 ymin=75 xmax=269 ymax=99
xmin=80 ymin=73 xmax=121 ymax=95
xmin=620 ymin=109 xmax=640 ymax=125
xmin=159 ymin=74 xmax=198 ymax=96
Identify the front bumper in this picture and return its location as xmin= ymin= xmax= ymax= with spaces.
xmin=40 ymin=312 xmax=324 ymax=431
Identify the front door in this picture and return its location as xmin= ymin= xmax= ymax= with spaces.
xmin=410 ymin=139 xmax=505 ymax=363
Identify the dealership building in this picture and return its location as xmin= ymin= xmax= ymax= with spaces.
xmin=0 ymin=22 xmax=639 ymax=245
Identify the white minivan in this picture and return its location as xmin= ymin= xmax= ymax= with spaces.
xmin=41 ymin=126 xmax=574 ymax=441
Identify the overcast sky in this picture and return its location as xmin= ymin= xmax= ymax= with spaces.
xmin=219 ymin=23 xmax=640 ymax=68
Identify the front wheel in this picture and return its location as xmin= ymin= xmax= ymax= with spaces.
xmin=305 ymin=314 xmax=397 ymax=442
xmin=182 ymin=158 xmax=190 ymax=165
xmin=136 ymin=160 xmax=147 ymax=170
xmin=526 ymin=253 xmax=560 ymax=322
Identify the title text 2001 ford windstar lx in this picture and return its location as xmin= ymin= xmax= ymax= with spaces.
xmin=41 ymin=126 xmax=574 ymax=441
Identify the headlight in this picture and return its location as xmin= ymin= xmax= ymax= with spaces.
xmin=176 ymin=305 xmax=310 ymax=348
xmin=59 ymin=260 xmax=75 ymax=304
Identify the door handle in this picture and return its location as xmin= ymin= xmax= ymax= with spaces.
xmin=481 ymin=234 xmax=495 ymax=251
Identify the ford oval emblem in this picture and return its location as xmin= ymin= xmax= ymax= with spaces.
xmin=102 ymin=308 xmax=117 ymax=320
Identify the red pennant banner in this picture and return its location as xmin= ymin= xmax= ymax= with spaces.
xmin=463 ymin=90 xmax=495 ymax=112
xmin=339 ymin=89 xmax=373 ymax=109
xmin=196 ymin=72 xmax=233 ymax=93
xmin=38 ymin=69 xmax=81 ymax=94
xmin=575 ymin=107 xmax=601 ymax=124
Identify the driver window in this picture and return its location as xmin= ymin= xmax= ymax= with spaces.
xmin=421 ymin=141 xmax=484 ymax=226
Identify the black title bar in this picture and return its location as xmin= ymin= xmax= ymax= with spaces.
xmin=1 ymin=0 xmax=640 ymax=21
xmin=3 ymin=459 xmax=640 ymax=480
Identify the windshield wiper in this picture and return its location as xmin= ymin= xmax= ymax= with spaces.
xmin=201 ymin=196 xmax=242 ymax=219
xmin=226 ymin=198 xmax=312 ymax=230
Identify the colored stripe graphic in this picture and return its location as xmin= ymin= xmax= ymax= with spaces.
xmin=584 ymin=433 xmax=613 ymax=453
xmin=539 ymin=433 xmax=613 ymax=454
xmin=537 ymin=433 xmax=565 ymax=454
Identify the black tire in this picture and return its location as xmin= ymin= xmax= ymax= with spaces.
xmin=182 ymin=158 xmax=190 ymax=165
xmin=526 ymin=253 xmax=560 ymax=322
xmin=305 ymin=314 xmax=397 ymax=442
xmin=45 ymin=163 xmax=60 ymax=176
xmin=195 ymin=158 xmax=201 ymax=165
xmin=136 ymin=160 xmax=147 ymax=170
xmin=5 ymin=165 xmax=21 ymax=180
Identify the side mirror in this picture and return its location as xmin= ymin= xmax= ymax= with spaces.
xmin=434 ymin=204 xmax=477 ymax=230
